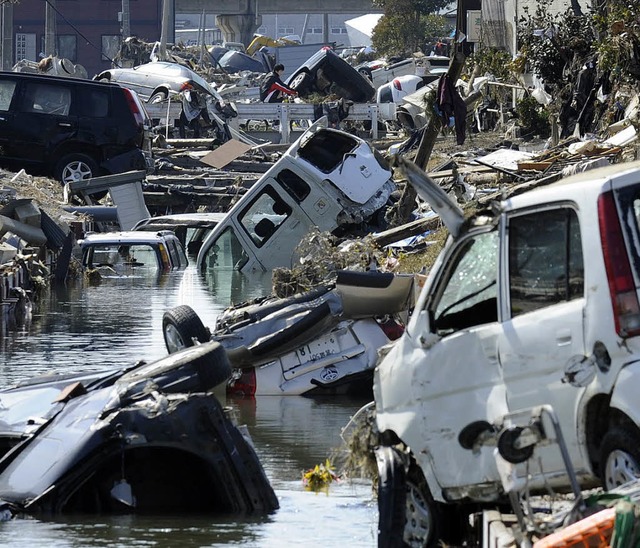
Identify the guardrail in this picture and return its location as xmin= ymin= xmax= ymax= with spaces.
xmin=145 ymin=100 xmax=396 ymax=143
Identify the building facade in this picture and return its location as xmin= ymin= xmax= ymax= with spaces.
xmin=8 ymin=0 xmax=163 ymax=78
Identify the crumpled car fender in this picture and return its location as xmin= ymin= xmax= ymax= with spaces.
xmin=610 ymin=361 xmax=640 ymax=426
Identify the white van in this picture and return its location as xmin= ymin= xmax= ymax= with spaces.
xmin=196 ymin=120 xmax=395 ymax=279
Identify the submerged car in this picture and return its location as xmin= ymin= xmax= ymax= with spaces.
xmin=132 ymin=212 xmax=225 ymax=257
xmin=95 ymin=61 xmax=221 ymax=104
xmin=81 ymin=230 xmax=188 ymax=274
xmin=0 ymin=341 xmax=279 ymax=515
xmin=196 ymin=119 xmax=396 ymax=279
xmin=371 ymin=158 xmax=640 ymax=546
xmin=286 ymin=48 xmax=375 ymax=102
xmin=162 ymin=270 xmax=413 ymax=396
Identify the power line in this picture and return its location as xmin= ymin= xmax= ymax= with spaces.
xmin=42 ymin=0 xmax=117 ymax=66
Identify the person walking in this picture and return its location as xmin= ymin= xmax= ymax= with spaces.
xmin=260 ymin=64 xmax=298 ymax=103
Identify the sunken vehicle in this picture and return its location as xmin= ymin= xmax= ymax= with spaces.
xmin=0 ymin=342 xmax=279 ymax=515
xmin=196 ymin=119 xmax=396 ymax=278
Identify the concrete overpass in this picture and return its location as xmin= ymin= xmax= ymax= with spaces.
xmin=175 ymin=0 xmax=380 ymax=46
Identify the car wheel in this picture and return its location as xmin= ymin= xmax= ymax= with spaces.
xmin=149 ymin=90 xmax=168 ymax=104
xmin=54 ymin=153 xmax=100 ymax=184
xmin=289 ymin=71 xmax=312 ymax=95
xmin=358 ymin=67 xmax=373 ymax=81
xmin=120 ymin=340 xmax=232 ymax=393
xmin=163 ymin=305 xmax=210 ymax=354
xmin=600 ymin=427 xmax=640 ymax=490
xmin=377 ymin=446 xmax=442 ymax=547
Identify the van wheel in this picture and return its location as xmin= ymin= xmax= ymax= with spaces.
xmin=55 ymin=153 xmax=100 ymax=184
xmin=600 ymin=427 xmax=640 ymax=490
xmin=163 ymin=305 xmax=210 ymax=354
xmin=149 ymin=90 xmax=168 ymax=104
xmin=377 ymin=446 xmax=443 ymax=547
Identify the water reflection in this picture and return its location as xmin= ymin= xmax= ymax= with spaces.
xmin=0 ymin=267 xmax=378 ymax=546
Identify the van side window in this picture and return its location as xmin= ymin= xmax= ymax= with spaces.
xmin=239 ymin=184 xmax=292 ymax=247
xmin=509 ymin=208 xmax=583 ymax=317
xmin=432 ymin=231 xmax=498 ymax=334
xmin=0 ymin=80 xmax=17 ymax=111
xmin=23 ymin=83 xmax=71 ymax=115
xmin=202 ymin=226 xmax=249 ymax=271
xmin=277 ymin=169 xmax=310 ymax=202
xmin=79 ymin=89 xmax=109 ymax=117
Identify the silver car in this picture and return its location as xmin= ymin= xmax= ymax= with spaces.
xmin=94 ymin=61 xmax=220 ymax=104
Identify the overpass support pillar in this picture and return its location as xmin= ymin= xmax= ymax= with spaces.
xmin=215 ymin=14 xmax=262 ymax=46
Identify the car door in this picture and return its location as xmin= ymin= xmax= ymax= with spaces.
xmin=236 ymin=181 xmax=315 ymax=271
xmin=9 ymin=80 xmax=76 ymax=165
xmin=498 ymin=206 xmax=588 ymax=478
xmin=403 ymin=229 xmax=509 ymax=490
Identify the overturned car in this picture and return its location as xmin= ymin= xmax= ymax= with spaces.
xmin=0 ymin=342 xmax=279 ymax=515
xmin=162 ymin=270 xmax=414 ymax=396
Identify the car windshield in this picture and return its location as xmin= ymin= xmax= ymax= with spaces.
xmin=432 ymin=231 xmax=499 ymax=333
xmin=84 ymin=243 xmax=161 ymax=275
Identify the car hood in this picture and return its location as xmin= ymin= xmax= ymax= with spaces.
xmin=390 ymin=155 xmax=464 ymax=238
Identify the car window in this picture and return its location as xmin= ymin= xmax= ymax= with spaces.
xmin=0 ymin=80 xmax=17 ymax=111
xmin=165 ymin=238 xmax=188 ymax=268
xmin=84 ymin=244 xmax=160 ymax=272
xmin=508 ymin=208 xmax=583 ymax=317
xmin=238 ymin=185 xmax=292 ymax=247
xmin=202 ymin=226 xmax=249 ymax=271
xmin=432 ymin=231 xmax=498 ymax=334
xmin=22 ymin=83 xmax=71 ymax=116
xmin=297 ymin=131 xmax=357 ymax=173
xmin=78 ymin=89 xmax=109 ymax=117
xmin=277 ymin=169 xmax=310 ymax=202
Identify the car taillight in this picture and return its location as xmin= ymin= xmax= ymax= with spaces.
xmin=122 ymin=88 xmax=146 ymax=128
xmin=392 ymin=78 xmax=402 ymax=90
xmin=158 ymin=243 xmax=171 ymax=270
xmin=598 ymin=191 xmax=640 ymax=337
xmin=227 ymin=369 xmax=256 ymax=397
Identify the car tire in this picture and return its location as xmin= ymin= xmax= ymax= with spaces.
xmin=358 ymin=67 xmax=373 ymax=81
xmin=148 ymin=90 xmax=168 ymax=104
xmin=377 ymin=446 xmax=443 ymax=547
xmin=163 ymin=305 xmax=210 ymax=354
xmin=289 ymin=71 xmax=312 ymax=95
xmin=54 ymin=153 xmax=100 ymax=184
xmin=121 ymin=340 xmax=232 ymax=393
xmin=600 ymin=426 xmax=640 ymax=490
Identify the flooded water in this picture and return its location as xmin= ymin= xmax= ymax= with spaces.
xmin=0 ymin=267 xmax=378 ymax=547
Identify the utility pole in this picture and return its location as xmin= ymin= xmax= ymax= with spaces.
xmin=121 ymin=0 xmax=131 ymax=39
xmin=1 ymin=2 xmax=13 ymax=70
xmin=159 ymin=0 xmax=175 ymax=61
xmin=44 ymin=0 xmax=57 ymax=57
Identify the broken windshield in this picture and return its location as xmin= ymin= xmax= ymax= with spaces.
xmin=432 ymin=231 xmax=499 ymax=333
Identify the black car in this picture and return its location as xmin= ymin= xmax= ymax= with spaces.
xmin=286 ymin=48 xmax=376 ymax=103
xmin=0 ymin=341 xmax=279 ymax=515
xmin=0 ymin=71 xmax=153 ymax=184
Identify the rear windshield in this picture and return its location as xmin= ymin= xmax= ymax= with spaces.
xmin=615 ymin=186 xmax=640 ymax=276
xmin=297 ymin=131 xmax=357 ymax=173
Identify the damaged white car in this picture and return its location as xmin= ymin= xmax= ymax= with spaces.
xmin=196 ymin=119 xmax=396 ymax=280
xmin=372 ymin=158 xmax=640 ymax=546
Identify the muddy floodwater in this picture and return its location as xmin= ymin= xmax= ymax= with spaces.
xmin=0 ymin=267 xmax=378 ymax=547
